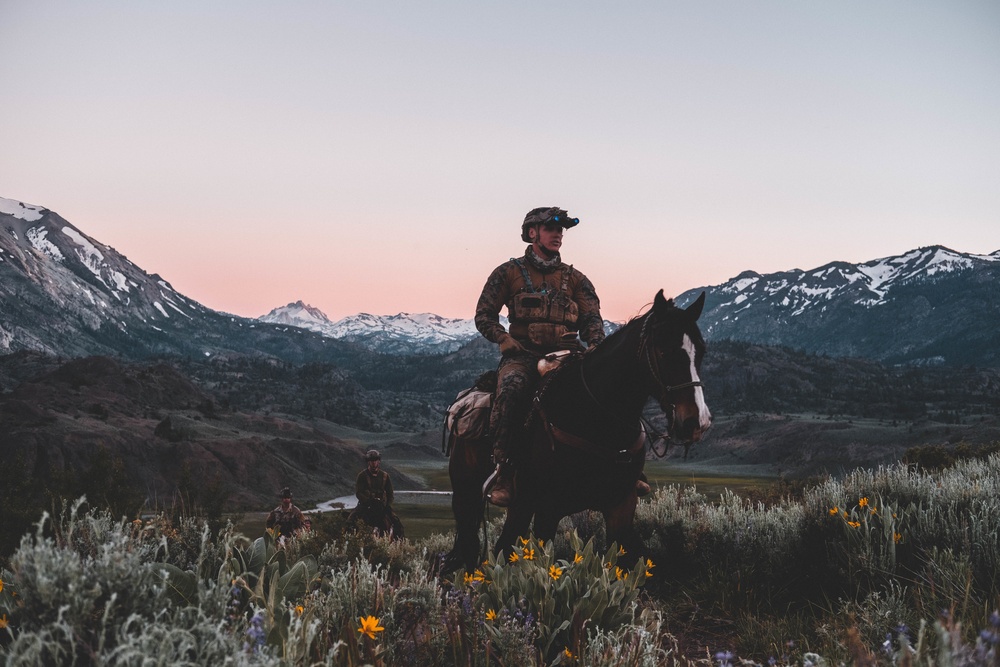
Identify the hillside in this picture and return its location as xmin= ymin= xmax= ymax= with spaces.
xmin=0 ymin=353 xmax=424 ymax=514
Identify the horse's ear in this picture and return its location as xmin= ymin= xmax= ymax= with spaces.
xmin=685 ymin=291 xmax=706 ymax=320
xmin=653 ymin=289 xmax=674 ymax=311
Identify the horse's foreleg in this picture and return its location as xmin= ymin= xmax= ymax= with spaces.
xmin=532 ymin=508 xmax=561 ymax=545
xmin=494 ymin=502 xmax=533 ymax=561
xmin=604 ymin=492 xmax=643 ymax=568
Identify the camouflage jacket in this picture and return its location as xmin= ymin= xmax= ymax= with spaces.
xmin=266 ymin=504 xmax=310 ymax=536
xmin=475 ymin=246 xmax=605 ymax=348
xmin=356 ymin=469 xmax=394 ymax=507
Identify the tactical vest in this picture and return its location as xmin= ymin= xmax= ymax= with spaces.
xmin=508 ymin=259 xmax=579 ymax=347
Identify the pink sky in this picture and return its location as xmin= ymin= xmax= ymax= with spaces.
xmin=2 ymin=2 xmax=998 ymax=322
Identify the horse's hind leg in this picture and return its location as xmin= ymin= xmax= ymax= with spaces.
xmin=442 ymin=438 xmax=489 ymax=574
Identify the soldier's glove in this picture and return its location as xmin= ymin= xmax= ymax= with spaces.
xmin=498 ymin=333 xmax=525 ymax=356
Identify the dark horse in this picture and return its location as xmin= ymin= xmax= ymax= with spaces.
xmin=443 ymin=290 xmax=711 ymax=573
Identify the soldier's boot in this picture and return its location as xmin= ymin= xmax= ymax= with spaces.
xmin=484 ymin=451 xmax=515 ymax=508
xmin=635 ymin=471 xmax=651 ymax=496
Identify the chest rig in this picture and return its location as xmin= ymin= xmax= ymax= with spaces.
xmin=508 ymin=258 xmax=579 ymax=348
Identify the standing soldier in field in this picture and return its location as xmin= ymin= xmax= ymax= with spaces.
xmin=266 ymin=487 xmax=311 ymax=540
xmin=475 ymin=206 xmax=609 ymax=507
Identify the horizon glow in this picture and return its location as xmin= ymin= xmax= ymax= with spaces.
xmin=1 ymin=2 xmax=998 ymax=322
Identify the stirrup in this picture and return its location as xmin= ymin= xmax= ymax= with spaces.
xmin=482 ymin=466 xmax=500 ymax=498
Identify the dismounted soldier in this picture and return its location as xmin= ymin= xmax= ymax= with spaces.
xmin=475 ymin=206 xmax=607 ymax=507
xmin=265 ymin=487 xmax=311 ymax=538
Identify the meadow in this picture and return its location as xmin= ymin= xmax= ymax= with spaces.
xmin=2 ymin=449 xmax=999 ymax=666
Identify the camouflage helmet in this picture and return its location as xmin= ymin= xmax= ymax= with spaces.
xmin=364 ymin=449 xmax=381 ymax=462
xmin=279 ymin=487 xmax=292 ymax=498
xmin=520 ymin=206 xmax=579 ymax=242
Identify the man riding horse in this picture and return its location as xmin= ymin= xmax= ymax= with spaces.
xmin=476 ymin=206 xmax=650 ymax=507
xmin=351 ymin=450 xmax=404 ymax=539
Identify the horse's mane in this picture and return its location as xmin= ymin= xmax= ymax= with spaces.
xmin=595 ymin=309 xmax=653 ymax=358
xmin=592 ymin=301 xmax=707 ymax=358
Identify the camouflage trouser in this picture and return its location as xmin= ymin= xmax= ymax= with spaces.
xmin=489 ymin=351 xmax=541 ymax=465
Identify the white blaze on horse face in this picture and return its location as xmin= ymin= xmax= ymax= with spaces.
xmin=682 ymin=334 xmax=712 ymax=431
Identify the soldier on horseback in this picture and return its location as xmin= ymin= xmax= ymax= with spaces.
xmin=351 ymin=449 xmax=405 ymax=539
xmin=476 ymin=206 xmax=607 ymax=507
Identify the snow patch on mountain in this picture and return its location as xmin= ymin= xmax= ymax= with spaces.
xmin=0 ymin=196 xmax=45 ymax=222
xmin=26 ymin=227 xmax=65 ymax=261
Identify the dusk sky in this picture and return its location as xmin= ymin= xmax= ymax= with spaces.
xmin=2 ymin=2 xmax=998 ymax=323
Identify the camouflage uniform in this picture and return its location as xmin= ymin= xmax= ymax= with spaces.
xmin=355 ymin=468 xmax=394 ymax=509
xmin=352 ymin=468 xmax=404 ymax=538
xmin=266 ymin=503 xmax=310 ymax=537
xmin=476 ymin=245 xmax=605 ymax=478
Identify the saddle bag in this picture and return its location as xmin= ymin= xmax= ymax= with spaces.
xmin=442 ymin=370 xmax=497 ymax=453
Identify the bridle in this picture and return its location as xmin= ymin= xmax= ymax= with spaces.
xmin=638 ymin=311 xmax=703 ymax=404
xmin=636 ymin=310 xmax=704 ymax=456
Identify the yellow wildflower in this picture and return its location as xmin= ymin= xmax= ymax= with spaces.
xmin=573 ymin=553 xmax=584 ymax=564
xmin=357 ymin=615 xmax=385 ymax=640
xmin=615 ymin=566 xmax=627 ymax=580
xmin=618 ymin=545 xmax=627 ymax=556
xmin=295 ymin=605 xmax=304 ymax=616
xmin=870 ymin=507 xmax=878 ymax=515
xmin=829 ymin=507 xmax=839 ymax=516
xmin=520 ymin=537 xmax=530 ymax=546
xmin=463 ymin=572 xmax=474 ymax=585
xmin=894 ymin=532 xmax=902 ymax=544
xmin=0 ymin=614 xmax=7 ymax=630
xmin=472 ymin=569 xmax=486 ymax=582
xmin=0 ymin=577 xmax=4 ymax=593
xmin=508 ymin=552 xmax=520 ymax=563
xmin=549 ymin=565 xmax=563 ymax=580
xmin=847 ymin=520 xmax=861 ymax=528
xmin=858 ymin=497 xmax=869 ymax=508
xmin=645 ymin=559 xmax=656 ymax=577
xmin=522 ymin=548 xmax=535 ymax=561
xmin=486 ymin=609 xmax=497 ymax=621
xmin=564 ymin=647 xmax=576 ymax=659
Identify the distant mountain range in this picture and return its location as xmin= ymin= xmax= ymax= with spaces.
xmin=677 ymin=246 xmax=1000 ymax=367
xmin=259 ymin=301 xmax=483 ymax=355
xmin=2 ymin=194 xmax=998 ymax=367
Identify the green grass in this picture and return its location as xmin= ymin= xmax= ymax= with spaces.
xmin=643 ymin=461 xmax=778 ymax=498
xmin=392 ymin=502 xmax=457 ymax=540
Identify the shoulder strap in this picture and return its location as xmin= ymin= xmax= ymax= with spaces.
xmin=512 ymin=258 xmax=536 ymax=292
xmin=560 ymin=265 xmax=573 ymax=293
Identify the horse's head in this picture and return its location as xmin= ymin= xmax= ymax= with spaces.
xmin=641 ymin=289 xmax=712 ymax=443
